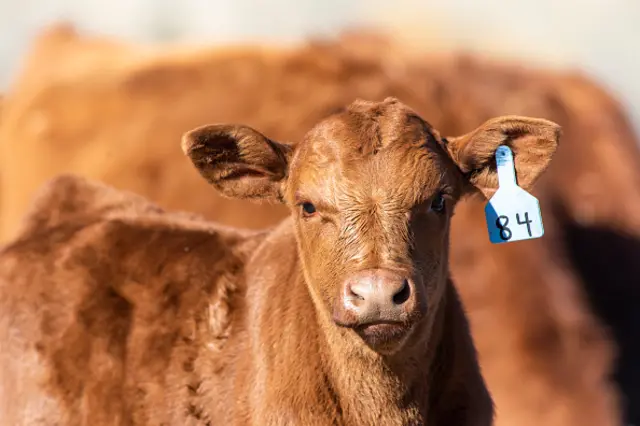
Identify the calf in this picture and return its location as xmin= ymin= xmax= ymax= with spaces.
xmin=0 ymin=97 xmax=559 ymax=425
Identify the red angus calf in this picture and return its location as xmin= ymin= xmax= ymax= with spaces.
xmin=0 ymin=98 xmax=559 ymax=425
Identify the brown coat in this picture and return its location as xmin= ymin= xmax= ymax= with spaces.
xmin=1 ymin=26 xmax=633 ymax=425
xmin=0 ymin=98 xmax=559 ymax=425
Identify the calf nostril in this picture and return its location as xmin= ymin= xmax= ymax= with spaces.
xmin=348 ymin=284 xmax=365 ymax=301
xmin=392 ymin=280 xmax=411 ymax=305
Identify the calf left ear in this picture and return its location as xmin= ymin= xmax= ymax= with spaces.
xmin=444 ymin=116 xmax=561 ymax=198
xmin=182 ymin=124 xmax=293 ymax=202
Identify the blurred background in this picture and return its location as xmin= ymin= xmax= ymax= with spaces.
xmin=1 ymin=0 xmax=639 ymax=132
xmin=1 ymin=1 xmax=639 ymax=426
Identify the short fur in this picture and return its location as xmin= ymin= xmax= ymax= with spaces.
xmin=0 ymin=98 xmax=559 ymax=425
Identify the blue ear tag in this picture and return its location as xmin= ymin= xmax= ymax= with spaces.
xmin=484 ymin=145 xmax=544 ymax=244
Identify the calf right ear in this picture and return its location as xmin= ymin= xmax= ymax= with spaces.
xmin=444 ymin=116 xmax=560 ymax=198
xmin=182 ymin=124 xmax=293 ymax=202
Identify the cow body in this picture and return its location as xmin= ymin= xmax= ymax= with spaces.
xmin=0 ymin=98 xmax=559 ymax=425
xmin=0 ymin=175 xmax=488 ymax=425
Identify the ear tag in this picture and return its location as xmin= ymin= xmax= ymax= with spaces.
xmin=484 ymin=145 xmax=545 ymax=244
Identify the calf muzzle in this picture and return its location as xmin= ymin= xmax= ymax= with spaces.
xmin=332 ymin=268 xmax=419 ymax=331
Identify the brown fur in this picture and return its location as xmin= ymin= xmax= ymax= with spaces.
xmin=0 ymin=99 xmax=560 ymax=425
xmin=1 ymin=25 xmax=636 ymax=426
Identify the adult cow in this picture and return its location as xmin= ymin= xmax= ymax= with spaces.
xmin=0 ymin=98 xmax=558 ymax=425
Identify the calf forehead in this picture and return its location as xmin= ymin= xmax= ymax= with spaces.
xmin=314 ymin=99 xmax=437 ymax=156
xmin=291 ymin=99 xmax=449 ymax=204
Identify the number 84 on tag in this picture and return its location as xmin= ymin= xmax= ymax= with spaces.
xmin=485 ymin=145 xmax=544 ymax=244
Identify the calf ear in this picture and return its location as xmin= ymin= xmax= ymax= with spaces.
xmin=444 ymin=116 xmax=561 ymax=198
xmin=182 ymin=124 xmax=293 ymax=202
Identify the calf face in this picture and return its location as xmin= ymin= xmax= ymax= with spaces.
xmin=182 ymin=97 xmax=559 ymax=354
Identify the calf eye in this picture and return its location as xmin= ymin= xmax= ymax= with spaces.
xmin=301 ymin=202 xmax=317 ymax=217
xmin=430 ymin=193 xmax=446 ymax=213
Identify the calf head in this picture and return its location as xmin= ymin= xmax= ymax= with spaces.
xmin=182 ymin=98 xmax=559 ymax=354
